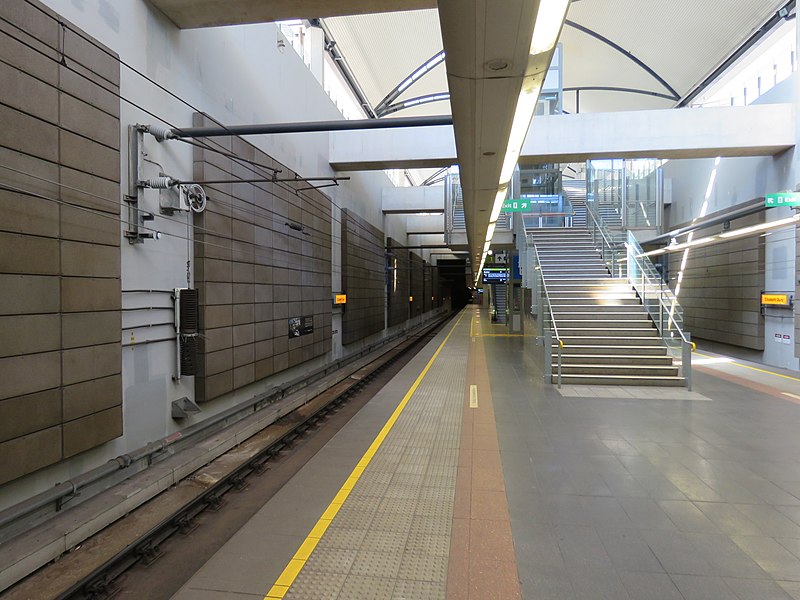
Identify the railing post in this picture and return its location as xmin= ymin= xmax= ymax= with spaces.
xmin=682 ymin=334 xmax=692 ymax=391
xmin=557 ymin=341 xmax=562 ymax=390
xmin=544 ymin=329 xmax=553 ymax=385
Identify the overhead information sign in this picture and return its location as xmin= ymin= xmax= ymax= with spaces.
xmin=761 ymin=293 xmax=792 ymax=307
xmin=766 ymin=192 xmax=800 ymax=207
xmin=501 ymin=199 xmax=533 ymax=212
xmin=482 ymin=267 xmax=508 ymax=284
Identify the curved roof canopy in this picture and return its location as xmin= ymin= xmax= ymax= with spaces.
xmin=325 ymin=0 xmax=790 ymax=116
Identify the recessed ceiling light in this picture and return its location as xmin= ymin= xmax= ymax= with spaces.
xmin=486 ymin=59 xmax=509 ymax=71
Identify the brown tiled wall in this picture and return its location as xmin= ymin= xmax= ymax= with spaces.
xmin=423 ymin=264 xmax=433 ymax=313
xmin=341 ymin=209 xmax=384 ymax=345
xmin=193 ymin=114 xmax=332 ymax=402
xmin=669 ymin=213 xmax=765 ymax=350
xmin=410 ymin=252 xmax=424 ymax=318
xmin=387 ymin=238 xmax=410 ymax=327
xmin=0 ymin=0 xmax=122 ymax=485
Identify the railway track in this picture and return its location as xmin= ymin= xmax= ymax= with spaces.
xmin=45 ymin=315 xmax=450 ymax=600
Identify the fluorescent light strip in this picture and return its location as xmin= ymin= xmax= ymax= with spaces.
xmin=719 ymin=213 xmax=800 ymax=238
xmin=490 ymin=188 xmax=508 ymax=222
xmin=485 ymin=222 xmax=496 ymax=242
xmin=530 ymin=0 xmax=570 ymax=55
xmin=641 ymin=214 xmax=800 ymax=257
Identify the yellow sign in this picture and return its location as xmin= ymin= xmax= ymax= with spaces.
xmin=762 ymin=293 xmax=791 ymax=306
xmin=334 ymin=294 xmax=347 ymax=305
xmin=409 ymin=296 xmax=414 ymax=302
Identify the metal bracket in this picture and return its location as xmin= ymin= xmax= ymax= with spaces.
xmin=124 ymin=125 xmax=155 ymax=244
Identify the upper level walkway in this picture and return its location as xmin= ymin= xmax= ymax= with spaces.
xmin=330 ymin=104 xmax=794 ymax=171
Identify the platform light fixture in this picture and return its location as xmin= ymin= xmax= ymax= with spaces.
xmin=640 ymin=213 xmax=800 ymax=257
xmin=477 ymin=0 xmax=569 ymax=279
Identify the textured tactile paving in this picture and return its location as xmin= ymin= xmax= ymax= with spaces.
xmin=315 ymin=527 xmax=368 ymax=551
xmin=349 ymin=550 xmax=404 ymax=578
xmin=404 ymin=533 xmax=451 ymax=557
xmin=284 ymin=571 xmax=346 ymax=600
xmin=303 ymin=547 xmax=358 ymax=574
xmin=391 ymin=578 xmax=446 ymax=600
xmin=397 ymin=553 xmax=448 ymax=582
xmin=286 ymin=318 xmax=469 ymax=599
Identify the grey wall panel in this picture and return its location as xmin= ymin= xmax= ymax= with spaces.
xmin=0 ymin=0 xmax=121 ymax=485
xmin=387 ymin=238 xmax=410 ymax=327
xmin=668 ymin=213 xmax=765 ymax=351
xmin=341 ymin=209 xmax=384 ymax=345
xmin=410 ymin=252 xmax=424 ymax=318
xmin=192 ymin=114 xmax=332 ymax=403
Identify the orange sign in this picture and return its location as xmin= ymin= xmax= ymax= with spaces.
xmin=334 ymin=294 xmax=347 ymax=305
xmin=761 ymin=293 xmax=790 ymax=306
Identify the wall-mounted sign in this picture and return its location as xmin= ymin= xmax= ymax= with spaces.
xmin=288 ymin=315 xmax=314 ymax=338
xmin=761 ymin=293 xmax=792 ymax=307
xmin=333 ymin=293 xmax=347 ymax=305
xmin=501 ymin=199 xmax=533 ymax=212
xmin=482 ymin=267 xmax=508 ymax=284
xmin=409 ymin=296 xmax=414 ymax=302
xmin=766 ymin=192 xmax=800 ymax=207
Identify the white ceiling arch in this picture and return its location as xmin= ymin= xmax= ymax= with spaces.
xmin=325 ymin=0 xmax=792 ymax=117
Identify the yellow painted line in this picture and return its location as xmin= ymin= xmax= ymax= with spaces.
xmin=469 ymin=384 xmax=478 ymax=408
xmin=696 ymin=352 xmax=800 ymax=383
xmin=783 ymin=392 xmax=800 ymax=401
xmin=263 ymin=311 xmax=466 ymax=599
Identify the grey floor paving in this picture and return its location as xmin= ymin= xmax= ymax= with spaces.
xmin=488 ymin=331 xmax=800 ymax=599
xmin=283 ymin=319 xmax=469 ymax=600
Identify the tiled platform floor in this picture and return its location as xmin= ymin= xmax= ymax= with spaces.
xmin=172 ymin=308 xmax=800 ymax=599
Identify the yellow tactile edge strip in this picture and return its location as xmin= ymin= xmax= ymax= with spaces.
xmin=264 ymin=311 xmax=466 ymax=599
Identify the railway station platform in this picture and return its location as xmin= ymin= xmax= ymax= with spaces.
xmin=171 ymin=306 xmax=800 ymax=600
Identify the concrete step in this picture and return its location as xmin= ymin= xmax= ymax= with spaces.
xmin=546 ymin=280 xmax=629 ymax=287
xmin=553 ymin=364 xmax=680 ymax=376
xmin=548 ymin=290 xmax=636 ymax=297
xmin=542 ymin=271 xmax=611 ymax=277
xmin=560 ymin=354 xmax=674 ymax=365
xmin=556 ymin=345 xmax=669 ymax=355
xmin=559 ymin=328 xmax=658 ymax=337
xmin=556 ymin=321 xmax=653 ymax=329
xmin=551 ymin=305 xmax=648 ymax=313
xmin=559 ymin=336 xmax=664 ymax=346
xmin=550 ymin=297 xmax=641 ymax=305
xmin=551 ymin=374 xmax=685 ymax=386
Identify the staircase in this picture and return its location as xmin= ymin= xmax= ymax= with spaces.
xmin=563 ymin=179 xmax=586 ymax=228
xmin=531 ymin=228 xmax=684 ymax=386
xmin=597 ymin=204 xmax=623 ymax=229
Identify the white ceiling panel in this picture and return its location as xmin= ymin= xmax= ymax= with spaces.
xmin=324 ymin=0 xmax=788 ymax=116
xmin=325 ymin=9 xmax=443 ymax=107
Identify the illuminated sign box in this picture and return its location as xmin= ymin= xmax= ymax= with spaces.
xmin=761 ymin=293 xmax=792 ymax=307
xmin=482 ymin=267 xmax=508 ymax=284
xmin=333 ymin=293 xmax=347 ymax=305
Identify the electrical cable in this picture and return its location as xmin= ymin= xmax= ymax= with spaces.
xmin=10 ymin=1 xmax=432 ymax=236
xmin=1 ymin=9 xmax=434 ymax=272
xmin=0 ymin=14 xmax=422 ymax=248
xmin=0 ymin=179 xmax=389 ymax=278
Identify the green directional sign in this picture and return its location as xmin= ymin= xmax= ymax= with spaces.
xmin=501 ymin=199 xmax=533 ymax=212
xmin=766 ymin=192 xmax=800 ymax=207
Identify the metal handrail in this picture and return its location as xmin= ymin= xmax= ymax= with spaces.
xmin=532 ymin=244 xmax=564 ymax=388
xmin=626 ymin=237 xmax=691 ymax=345
xmin=626 ymin=232 xmax=694 ymax=390
xmin=586 ymin=206 xmax=626 ymax=276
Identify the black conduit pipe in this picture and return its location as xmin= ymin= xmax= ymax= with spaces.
xmin=147 ymin=115 xmax=454 ymax=141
